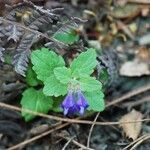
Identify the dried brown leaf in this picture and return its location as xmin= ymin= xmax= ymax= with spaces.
xmin=119 ymin=58 xmax=150 ymax=76
xmin=119 ymin=109 xmax=143 ymax=140
xmin=112 ymin=4 xmax=141 ymax=19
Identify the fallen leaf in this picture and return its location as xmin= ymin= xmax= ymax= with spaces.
xmin=119 ymin=58 xmax=150 ymax=76
xmin=119 ymin=109 xmax=143 ymax=140
xmin=141 ymin=7 xmax=150 ymax=17
xmin=138 ymin=33 xmax=150 ymax=46
xmin=112 ymin=4 xmax=141 ymax=19
xmin=137 ymin=47 xmax=150 ymax=62
xmin=30 ymin=124 xmax=49 ymax=135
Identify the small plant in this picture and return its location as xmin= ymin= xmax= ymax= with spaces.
xmin=21 ymin=46 xmax=105 ymax=121
xmin=0 ymin=1 xmax=107 ymax=122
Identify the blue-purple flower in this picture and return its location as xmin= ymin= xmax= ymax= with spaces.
xmin=61 ymin=90 xmax=75 ymax=115
xmin=76 ymin=91 xmax=89 ymax=115
xmin=61 ymin=89 xmax=89 ymax=116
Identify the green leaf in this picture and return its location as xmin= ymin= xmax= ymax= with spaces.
xmin=79 ymin=76 xmax=102 ymax=92
xmin=84 ymin=90 xmax=105 ymax=112
xmin=25 ymin=66 xmax=41 ymax=86
xmin=98 ymin=68 xmax=109 ymax=85
xmin=54 ymin=67 xmax=71 ymax=84
xmin=21 ymin=88 xmax=53 ymax=122
xmin=52 ymin=97 xmax=63 ymax=112
xmin=70 ymin=48 xmax=97 ymax=78
xmin=43 ymin=75 xmax=67 ymax=97
xmin=53 ymin=30 xmax=79 ymax=44
xmin=31 ymin=48 xmax=65 ymax=82
xmin=4 ymin=54 xmax=12 ymax=65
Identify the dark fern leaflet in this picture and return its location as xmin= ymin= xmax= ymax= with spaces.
xmin=0 ymin=1 xmax=79 ymax=76
xmin=97 ymin=49 xmax=118 ymax=87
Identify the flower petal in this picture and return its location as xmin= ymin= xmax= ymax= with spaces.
xmin=63 ymin=108 xmax=69 ymax=115
xmin=77 ymin=91 xmax=89 ymax=115
xmin=79 ymin=106 xmax=85 ymax=115
xmin=67 ymin=104 xmax=79 ymax=116
xmin=61 ymin=91 xmax=76 ymax=115
xmin=61 ymin=91 xmax=74 ymax=108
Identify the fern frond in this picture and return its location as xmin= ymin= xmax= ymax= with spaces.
xmin=0 ymin=47 xmax=5 ymax=62
xmin=0 ymin=1 xmax=80 ymax=76
xmin=13 ymin=33 xmax=38 ymax=76
xmin=6 ymin=25 xmax=22 ymax=42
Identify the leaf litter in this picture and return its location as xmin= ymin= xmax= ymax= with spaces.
xmin=0 ymin=0 xmax=150 ymax=150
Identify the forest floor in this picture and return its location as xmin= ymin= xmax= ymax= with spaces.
xmin=0 ymin=0 xmax=150 ymax=150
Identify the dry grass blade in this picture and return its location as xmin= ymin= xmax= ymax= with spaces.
xmin=0 ymin=102 xmax=149 ymax=126
xmin=122 ymin=96 xmax=150 ymax=108
xmin=106 ymin=84 xmax=150 ymax=107
xmin=130 ymin=134 xmax=150 ymax=150
xmin=86 ymin=84 xmax=150 ymax=147
xmin=0 ymin=84 xmax=150 ymax=149
xmin=61 ymin=136 xmax=74 ymax=150
xmin=87 ymin=112 xmax=100 ymax=147
xmin=123 ymin=134 xmax=150 ymax=150
xmin=59 ymin=135 xmax=94 ymax=150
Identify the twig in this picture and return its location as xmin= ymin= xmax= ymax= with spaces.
xmin=130 ymin=134 xmax=150 ymax=150
xmin=99 ymin=117 xmax=120 ymax=132
xmin=59 ymin=135 xmax=94 ymax=150
xmin=106 ymin=84 xmax=150 ymax=107
xmin=122 ymin=96 xmax=150 ymax=108
xmin=7 ymin=122 xmax=70 ymax=150
xmin=86 ymin=84 xmax=150 ymax=147
xmin=87 ymin=112 xmax=100 ymax=148
xmin=61 ymin=136 xmax=74 ymax=150
xmin=122 ymin=134 xmax=149 ymax=150
xmin=1 ymin=84 xmax=150 ymax=149
xmin=0 ymin=102 xmax=149 ymax=125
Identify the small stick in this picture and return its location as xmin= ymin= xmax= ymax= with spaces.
xmin=87 ymin=84 xmax=150 ymax=147
xmin=122 ymin=96 xmax=150 ymax=108
xmin=0 ymin=101 xmax=149 ymax=125
xmin=130 ymin=134 xmax=150 ymax=150
xmin=122 ymin=134 xmax=149 ymax=150
xmin=62 ymin=136 xmax=74 ymax=150
xmin=0 ymin=84 xmax=149 ymax=149
xmin=106 ymin=84 xmax=150 ymax=107
xmin=7 ymin=122 xmax=69 ymax=150
xmin=87 ymin=112 xmax=100 ymax=147
xmin=58 ymin=135 xmax=94 ymax=150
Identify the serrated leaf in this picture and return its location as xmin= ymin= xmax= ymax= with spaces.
xmin=21 ymin=88 xmax=53 ymax=122
xmin=31 ymin=48 xmax=65 ymax=82
xmin=54 ymin=67 xmax=71 ymax=84
xmin=84 ymin=90 xmax=105 ymax=112
xmin=13 ymin=33 xmax=36 ymax=76
xmin=25 ymin=66 xmax=41 ymax=86
xmin=43 ymin=75 xmax=67 ymax=97
xmin=79 ymin=76 xmax=102 ymax=92
xmin=53 ymin=30 xmax=79 ymax=44
xmin=70 ymin=48 xmax=97 ymax=78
